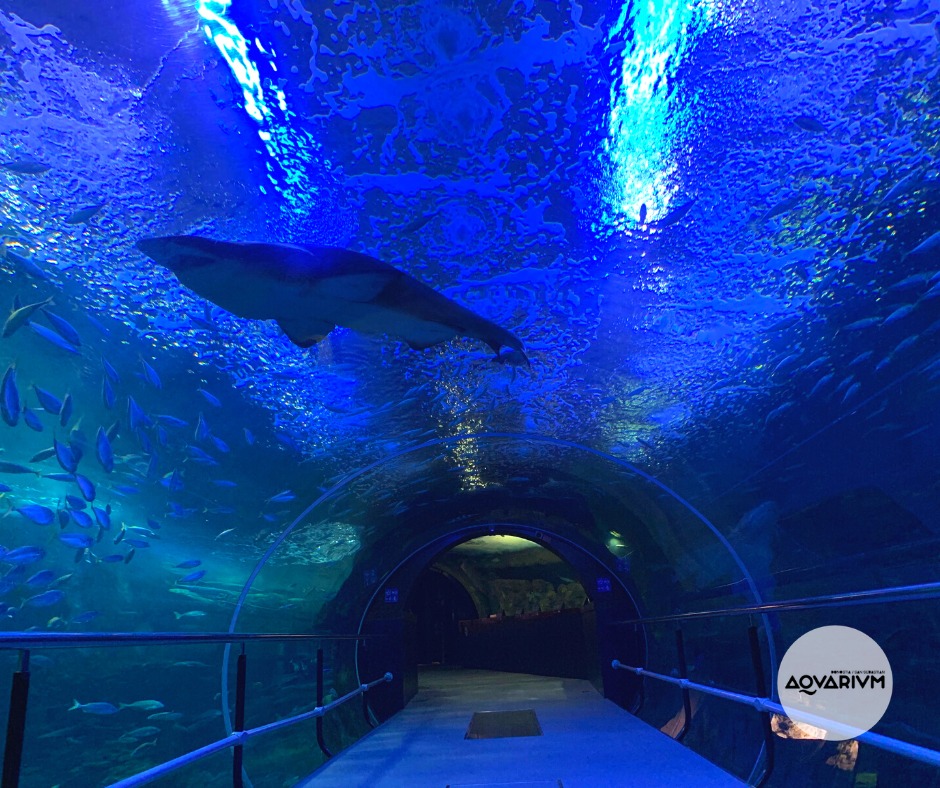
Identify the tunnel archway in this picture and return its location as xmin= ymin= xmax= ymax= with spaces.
xmin=221 ymin=432 xmax=779 ymax=779
xmin=356 ymin=524 xmax=647 ymax=721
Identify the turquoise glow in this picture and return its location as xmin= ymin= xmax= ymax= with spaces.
xmin=603 ymin=0 xmax=719 ymax=229
xmin=196 ymin=0 xmax=272 ymax=123
xmin=195 ymin=0 xmax=320 ymax=213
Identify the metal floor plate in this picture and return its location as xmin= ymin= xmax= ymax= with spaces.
xmin=448 ymin=782 xmax=563 ymax=787
xmin=465 ymin=709 xmax=543 ymax=739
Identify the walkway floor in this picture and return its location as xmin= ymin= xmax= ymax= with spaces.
xmin=300 ymin=667 xmax=745 ymax=787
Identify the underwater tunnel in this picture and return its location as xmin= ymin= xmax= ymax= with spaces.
xmin=0 ymin=0 xmax=939 ymax=785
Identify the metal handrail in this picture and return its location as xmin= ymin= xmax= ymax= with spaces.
xmin=0 ymin=631 xmax=372 ymax=649
xmin=108 ymin=672 xmax=394 ymax=788
xmin=0 ymin=631 xmax=390 ymax=788
xmin=612 ymin=580 xmax=940 ymax=626
xmin=612 ymin=660 xmax=940 ymax=771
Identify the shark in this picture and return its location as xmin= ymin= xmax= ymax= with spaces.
xmin=136 ymin=235 xmax=527 ymax=361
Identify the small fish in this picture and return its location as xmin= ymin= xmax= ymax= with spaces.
xmin=128 ymin=397 xmax=147 ymax=432
xmin=160 ymin=469 xmax=183 ymax=492
xmin=155 ymin=414 xmax=187 ymax=428
xmin=2 ymin=546 xmax=45 ymax=565
xmin=14 ymin=504 xmax=55 ymax=525
xmin=60 ymin=394 xmax=73 ymax=428
xmin=59 ymin=533 xmax=94 ymax=549
xmin=175 ymin=560 xmax=201 ymax=569
xmin=74 ymin=474 xmax=96 ymax=501
xmin=178 ymin=570 xmax=206 ymax=583
xmin=102 ymin=356 xmax=120 ymax=383
xmin=848 ymin=351 xmax=873 ymax=367
xmin=186 ymin=445 xmax=217 ymax=465
xmin=44 ymin=473 xmax=75 ymax=482
xmin=101 ymin=376 xmax=115 ymax=410
xmin=884 ymin=304 xmax=916 ymax=324
xmin=1 ymin=363 xmax=19 ymax=427
xmin=64 ymin=202 xmax=106 ymax=225
xmin=1 ymin=158 xmax=50 ymax=175
xmin=95 ymin=427 xmax=114 ymax=473
xmin=147 ymin=712 xmax=184 ymax=721
xmin=102 ymin=554 xmax=124 ymax=563
xmin=130 ymin=741 xmax=156 ymax=758
xmin=243 ymin=428 xmax=254 ymax=445
xmin=140 ymin=358 xmax=161 ymax=389
xmin=22 ymin=407 xmax=43 ymax=432
xmin=21 ymin=589 xmax=64 ymax=608
xmin=119 ymin=726 xmax=161 ymax=743
xmin=211 ymin=435 xmax=229 ymax=453
xmin=908 ymin=230 xmax=940 ymax=257
xmin=0 ymin=461 xmax=35 ymax=475
xmin=650 ymin=199 xmax=696 ymax=228
xmin=69 ymin=699 xmax=119 ymax=715
xmin=400 ymin=210 xmax=440 ymax=233
xmin=71 ymin=610 xmax=100 ymax=624
xmin=194 ymin=413 xmax=210 ymax=443
xmin=41 ymin=310 xmax=81 ymax=346
xmin=793 ymin=114 xmax=827 ymax=133
xmin=211 ymin=480 xmax=237 ymax=488
xmin=106 ymin=420 xmax=120 ymax=442
xmin=69 ymin=509 xmax=93 ymax=528
xmin=267 ymin=490 xmax=295 ymax=504
xmin=65 ymin=495 xmax=86 ymax=510
xmin=2 ymin=297 xmax=53 ymax=337
xmin=54 ymin=438 xmax=79 ymax=474
xmin=173 ymin=611 xmax=207 ymax=619
xmin=29 ymin=448 xmax=56 ymax=464
xmin=214 ymin=529 xmax=234 ymax=540
xmin=120 ymin=700 xmax=164 ymax=712
xmin=93 ymin=505 xmax=111 ymax=530
xmin=5 ymin=250 xmax=49 ymax=280
xmin=842 ymin=317 xmax=881 ymax=331
xmin=196 ymin=388 xmax=221 ymax=407
xmin=25 ymin=570 xmax=55 ymax=587
xmin=172 ymin=661 xmax=209 ymax=668
xmin=124 ymin=548 xmax=135 ymax=564
xmin=29 ymin=323 xmax=80 ymax=355
xmin=842 ymin=382 xmax=862 ymax=404
xmin=123 ymin=538 xmax=149 ymax=549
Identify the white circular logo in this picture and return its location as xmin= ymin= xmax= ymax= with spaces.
xmin=777 ymin=625 xmax=892 ymax=741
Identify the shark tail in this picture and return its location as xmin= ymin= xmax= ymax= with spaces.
xmin=69 ymin=699 xmax=82 ymax=711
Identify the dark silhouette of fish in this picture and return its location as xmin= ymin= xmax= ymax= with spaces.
xmin=136 ymin=235 xmax=527 ymax=361
xmin=793 ymin=114 xmax=827 ymax=133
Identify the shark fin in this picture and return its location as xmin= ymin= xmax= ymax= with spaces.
xmin=276 ymin=319 xmax=334 ymax=348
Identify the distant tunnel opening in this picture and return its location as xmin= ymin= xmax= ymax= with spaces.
xmin=358 ymin=525 xmax=644 ymax=722
xmin=407 ymin=536 xmax=594 ymax=680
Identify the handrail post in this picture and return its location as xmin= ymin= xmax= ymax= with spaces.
xmin=2 ymin=649 xmax=30 ymax=788
xmin=748 ymin=624 xmax=774 ymax=787
xmin=316 ymin=647 xmax=332 ymax=759
xmin=674 ymin=629 xmax=692 ymax=741
xmin=233 ymin=645 xmax=247 ymax=788
xmin=360 ymin=637 xmax=375 ymax=729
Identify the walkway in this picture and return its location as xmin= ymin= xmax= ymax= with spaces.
xmin=300 ymin=667 xmax=745 ymax=787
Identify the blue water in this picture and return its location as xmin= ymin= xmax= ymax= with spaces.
xmin=0 ymin=0 xmax=938 ymax=784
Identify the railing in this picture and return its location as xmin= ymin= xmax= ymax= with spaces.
xmin=0 ymin=632 xmax=393 ymax=788
xmin=612 ymin=580 xmax=940 ymax=626
xmin=610 ymin=580 xmax=940 ymax=786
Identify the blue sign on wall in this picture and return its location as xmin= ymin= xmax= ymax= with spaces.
xmin=384 ymin=587 xmax=399 ymax=603
xmin=596 ymin=577 xmax=612 ymax=593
